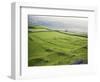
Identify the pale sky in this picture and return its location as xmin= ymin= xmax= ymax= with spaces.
xmin=28 ymin=15 xmax=88 ymax=33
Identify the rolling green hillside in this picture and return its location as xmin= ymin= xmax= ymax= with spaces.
xmin=28 ymin=25 xmax=88 ymax=66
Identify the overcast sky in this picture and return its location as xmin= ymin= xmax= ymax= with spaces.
xmin=28 ymin=15 xmax=88 ymax=33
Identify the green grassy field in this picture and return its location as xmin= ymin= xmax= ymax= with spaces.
xmin=28 ymin=25 xmax=88 ymax=66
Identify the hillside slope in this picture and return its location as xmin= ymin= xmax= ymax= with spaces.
xmin=28 ymin=26 xmax=88 ymax=66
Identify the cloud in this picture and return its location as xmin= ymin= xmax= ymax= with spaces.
xmin=28 ymin=15 xmax=88 ymax=33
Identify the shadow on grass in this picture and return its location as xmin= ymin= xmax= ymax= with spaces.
xmin=28 ymin=58 xmax=48 ymax=66
xmin=72 ymin=59 xmax=88 ymax=64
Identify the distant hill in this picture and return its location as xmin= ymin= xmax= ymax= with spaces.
xmin=28 ymin=15 xmax=88 ymax=33
xmin=29 ymin=25 xmax=48 ymax=29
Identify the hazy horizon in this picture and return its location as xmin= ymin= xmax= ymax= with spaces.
xmin=28 ymin=15 xmax=88 ymax=33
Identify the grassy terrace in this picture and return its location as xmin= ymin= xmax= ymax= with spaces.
xmin=28 ymin=25 xmax=88 ymax=66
